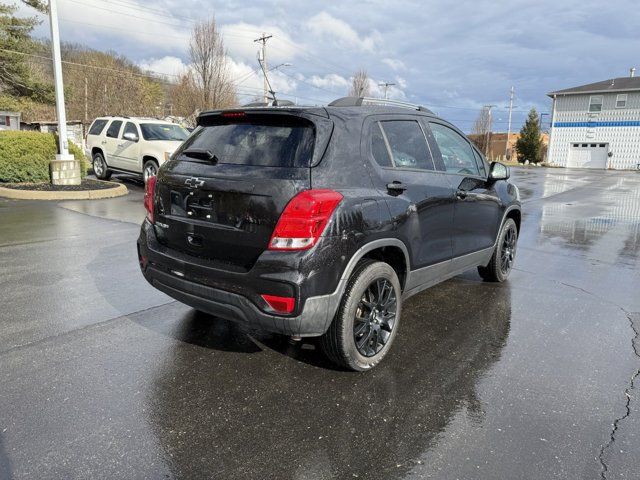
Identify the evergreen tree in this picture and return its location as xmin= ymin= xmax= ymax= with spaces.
xmin=0 ymin=2 xmax=54 ymax=102
xmin=515 ymin=108 xmax=543 ymax=164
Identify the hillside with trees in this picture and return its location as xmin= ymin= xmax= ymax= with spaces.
xmin=1 ymin=2 xmax=237 ymax=125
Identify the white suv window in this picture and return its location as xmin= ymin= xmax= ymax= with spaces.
xmin=122 ymin=122 xmax=139 ymax=139
xmin=88 ymin=119 xmax=108 ymax=136
xmin=106 ymin=120 xmax=123 ymax=138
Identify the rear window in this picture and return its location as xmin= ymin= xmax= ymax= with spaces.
xmin=88 ymin=119 xmax=108 ymax=136
xmin=177 ymin=117 xmax=315 ymax=168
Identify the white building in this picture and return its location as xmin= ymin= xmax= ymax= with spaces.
xmin=547 ymin=72 xmax=640 ymax=170
xmin=0 ymin=111 xmax=21 ymax=131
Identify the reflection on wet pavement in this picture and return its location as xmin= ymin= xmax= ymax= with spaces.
xmin=540 ymin=175 xmax=640 ymax=262
xmin=128 ymin=279 xmax=513 ymax=479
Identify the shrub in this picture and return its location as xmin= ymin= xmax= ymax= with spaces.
xmin=0 ymin=131 xmax=88 ymax=183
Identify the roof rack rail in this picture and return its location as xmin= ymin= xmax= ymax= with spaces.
xmin=328 ymin=96 xmax=433 ymax=113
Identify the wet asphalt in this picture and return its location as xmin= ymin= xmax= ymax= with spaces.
xmin=0 ymin=168 xmax=639 ymax=479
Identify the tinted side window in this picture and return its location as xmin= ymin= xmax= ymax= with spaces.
xmin=379 ymin=120 xmax=435 ymax=170
xmin=88 ymin=119 xmax=108 ymax=136
xmin=106 ymin=120 xmax=123 ymax=138
xmin=429 ymin=123 xmax=480 ymax=176
xmin=122 ymin=122 xmax=138 ymax=138
xmin=370 ymin=122 xmax=392 ymax=167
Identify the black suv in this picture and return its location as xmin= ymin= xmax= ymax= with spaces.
xmin=138 ymin=97 xmax=521 ymax=371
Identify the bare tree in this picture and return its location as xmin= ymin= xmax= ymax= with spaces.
xmin=471 ymin=107 xmax=492 ymax=156
xmin=188 ymin=17 xmax=236 ymax=110
xmin=348 ymin=69 xmax=370 ymax=98
xmin=169 ymin=70 xmax=202 ymax=126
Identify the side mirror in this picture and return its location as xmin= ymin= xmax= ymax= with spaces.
xmin=123 ymin=132 xmax=139 ymax=142
xmin=489 ymin=161 xmax=510 ymax=181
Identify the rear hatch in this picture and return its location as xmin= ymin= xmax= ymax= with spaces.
xmin=154 ymin=109 xmax=331 ymax=270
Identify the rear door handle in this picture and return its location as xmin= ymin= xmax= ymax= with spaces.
xmin=387 ymin=181 xmax=407 ymax=193
xmin=455 ymin=189 xmax=468 ymax=199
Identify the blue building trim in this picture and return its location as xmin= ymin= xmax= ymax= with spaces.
xmin=553 ymin=121 xmax=640 ymax=128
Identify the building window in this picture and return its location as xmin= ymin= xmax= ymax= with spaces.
xmin=616 ymin=94 xmax=627 ymax=108
xmin=0 ymin=116 xmax=6 ymax=126
xmin=588 ymin=95 xmax=603 ymax=112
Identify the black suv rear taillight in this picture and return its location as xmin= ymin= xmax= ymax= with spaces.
xmin=144 ymin=176 xmax=157 ymax=224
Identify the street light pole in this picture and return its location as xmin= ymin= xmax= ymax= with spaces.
xmin=48 ymin=0 xmax=79 ymax=185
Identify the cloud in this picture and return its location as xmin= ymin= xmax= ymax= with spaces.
xmin=305 ymin=12 xmax=381 ymax=52
xmin=220 ymin=23 xmax=300 ymax=65
xmin=139 ymin=56 xmax=188 ymax=77
xmin=23 ymin=0 xmax=640 ymax=132
xmin=307 ymin=73 xmax=350 ymax=91
xmin=382 ymin=58 xmax=406 ymax=71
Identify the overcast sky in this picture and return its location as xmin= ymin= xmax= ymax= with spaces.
xmin=19 ymin=0 xmax=640 ymax=132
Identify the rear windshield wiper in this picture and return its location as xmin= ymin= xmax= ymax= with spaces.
xmin=182 ymin=148 xmax=219 ymax=164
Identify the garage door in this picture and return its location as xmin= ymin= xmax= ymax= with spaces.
xmin=567 ymin=143 xmax=608 ymax=169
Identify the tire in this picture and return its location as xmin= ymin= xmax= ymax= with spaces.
xmin=478 ymin=218 xmax=518 ymax=282
xmin=321 ymin=260 xmax=402 ymax=371
xmin=92 ymin=152 xmax=111 ymax=180
xmin=143 ymin=160 xmax=159 ymax=183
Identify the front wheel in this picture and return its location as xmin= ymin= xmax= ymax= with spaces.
xmin=478 ymin=217 xmax=518 ymax=282
xmin=92 ymin=152 xmax=111 ymax=180
xmin=321 ymin=260 xmax=402 ymax=371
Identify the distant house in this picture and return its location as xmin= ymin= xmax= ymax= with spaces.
xmin=547 ymin=70 xmax=640 ymax=169
xmin=0 ymin=111 xmax=21 ymax=131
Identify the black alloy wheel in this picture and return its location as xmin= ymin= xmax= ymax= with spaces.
xmin=353 ymin=278 xmax=397 ymax=357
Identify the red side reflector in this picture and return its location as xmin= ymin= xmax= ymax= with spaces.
xmin=261 ymin=294 xmax=296 ymax=314
xmin=222 ymin=111 xmax=246 ymax=118
xmin=268 ymin=189 xmax=343 ymax=251
xmin=144 ymin=175 xmax=157 ymax=223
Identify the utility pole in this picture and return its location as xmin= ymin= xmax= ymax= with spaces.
xmin=48 ymin=0 xmax=79 ymax=185
xmin=84 ymin=77 xmax=88 ymax=122
xmin=254 ymin=33 xmax=272 ymax=103
xmin=379 ymin=81 xmax=396 ymax=100
xmin=483 ymin=104 xmax=497 ymax=158
xmin=505 ymin=86 xmax=514 ymax=160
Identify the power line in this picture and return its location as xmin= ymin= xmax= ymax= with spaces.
xmin=62 ymin=0 xmax=254 ymax=40
xmin=55 ymin=1 xmax=538 ymax=115
xmin=0 ymin=47 xmax=178 ymax=83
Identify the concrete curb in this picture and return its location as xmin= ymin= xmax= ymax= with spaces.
xmin=0 ymin=182 xmax=128 ymax=201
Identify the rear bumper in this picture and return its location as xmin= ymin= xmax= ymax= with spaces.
xmin=137 ymin=220 xmax=343 ymax=337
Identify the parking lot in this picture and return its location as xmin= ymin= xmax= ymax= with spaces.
xmin=1 ymin=167 xmax=639 ymax=479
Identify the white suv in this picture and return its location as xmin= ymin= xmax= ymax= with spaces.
xmin=86 ymin=117 xmax=189 ymax=182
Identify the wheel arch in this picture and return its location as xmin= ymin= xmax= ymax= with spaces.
xmin=505 ymin=208 xmax=521 ymax=233
xmin=343 ymin=239 xmax=411 ymax=292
